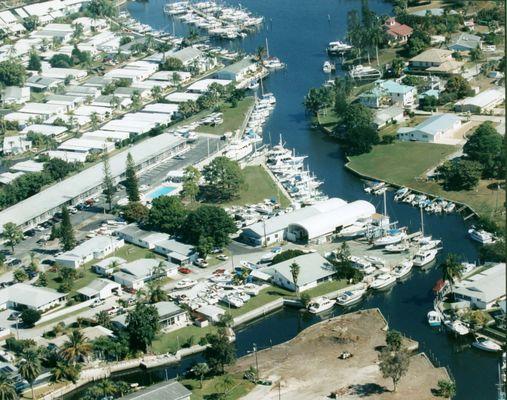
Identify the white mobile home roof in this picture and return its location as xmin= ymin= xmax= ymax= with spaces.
xmin=46 ymin=150 xmax=88 ymax=163
xmin=41 ymin=68 xmax=87 ymax=80
xmin=20 ymin=102 xmax=67 ymax=115
xmin=10 ymin=160 xmax=44 ymax=173
xmin=2 ymin=283 xmax=66 ymax=309
xmin=453 ymin=263 xmax=506 ymax=304
xmin=82 ymin=130 xmax=130 ymax=142
xmin=21 ymin=124 xmax=68 ymax=137
xmin=101 ymin=119 xmax=156 ymax=134
xmin=165 ymin=92 xmax=201 ymax=103
xmin=4 ymin=112 xmax=38 ymax=124
xmin=74 ymin=105 xmax=112 ymax=116
xmin=187 ymin=78 xmax=231 ymax=93
xmin=58 ymin=137 xmax=114 ymax=153
xmin=456 ymin=88 xmax=505 ymax=109
xmin=143 ymin=103 xmax=179 ymax=114
xmin=122 ymin=112 xmax=172 ymax=124
xmin=0 ymin=133 xmax=184 ymax=231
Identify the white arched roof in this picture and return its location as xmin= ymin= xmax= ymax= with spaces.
xmin=289 ymin=200 xmax=376 ymax=240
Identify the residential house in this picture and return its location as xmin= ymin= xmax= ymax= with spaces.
xmin=359 ymin=79 xmax=417 ymax=109
xmin=21 ymin=124 xmax=68 ymax=141
xmin=453 ymin=263 xmax=506 ymax=309
xmin=1 ymin=86 xmax=30 ymax=105
xmin=113 ymin=259 xmax=177 ymax=290
xmin=167 ymin=47 xmax=211 ymax=73
xmin=263 ymin=253 xmax=336 ymax=292
xmin=373 ymin=105 xmax=405 ymax=129
xmin=397 ymin=113 xmax=462 ymax=143
xmin=384 ymin=17 xmax=413 ymax=45
xmin=93 ymin=257 xmax=126 ymax=276
xmin=409 ymin=48 xmax=463 ymax=74
xmin=2 ymin=135 xmax=32 ymax=155
xmin=0 ymin=283 xmax=67 ymax=313
xmin=116 ymin=224 xmax=168 ymax=249
xmin=153 ymin=239 xmax=195 ymax=265
xmin=454 ymin=88 xmax=505 ymax=114
xmin=448 ymin=33 xmax=482 ymax=52
xmin=153 ymin=301 xmax=189 ymax=330
xmin=55 ymin=235 xmax=125 ymax=269
xmin=77 ymin=278 xmax=122 ymax=300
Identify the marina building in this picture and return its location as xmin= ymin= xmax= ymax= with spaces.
xmin=453 ymin=263 xmax=506 ymax=310
xmin=0 ymin=132 xmax=186 ymax=233
xmin=454 ymin=88 xmax=505 ymax=114
xmin=241 ymin=198 xmax=375 ymax=246
xmin=264 ymin=253 xmax=336 ymax=292
xmin=216 ymin=58 xmax=258 ymax=82
xmin=397 ymin=113 xmax=462 ymax=143
xmin=55 ymin=235 xmax=125 ymax=269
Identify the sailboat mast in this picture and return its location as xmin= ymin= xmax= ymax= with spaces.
xmin=383 ymin=190 xmax=387 ymax=219
xmin=420 ymin=205 xmax=424 ymax=237
xmin=265 ymin=37 xmax=270 ymax=58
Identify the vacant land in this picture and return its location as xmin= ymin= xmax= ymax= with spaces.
xmin=46 ymin=266 xmax=99 ymax=297
xmin=112 ymin=244 xmax=163 ymax=263
xmin=180 ymin=373 xmax=255 ymax=400
xmin=232 ymin=309 xmax=449 ymax=400
xmin=222 ymin=165 xmax=290 ymax=207
xmin=347 ymin=142 xmax=505 ymax=219
xmin=196 ymin=97 xmax=255 ymax=135
xmin=151 ymin=325 xmax=215 ymax=354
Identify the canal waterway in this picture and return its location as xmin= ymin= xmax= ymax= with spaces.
xmin=67 ymin=1 xmax=498 ymax=399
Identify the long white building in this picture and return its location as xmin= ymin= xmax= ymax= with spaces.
xmin=0 ymin=132 xmax=186 ymax=233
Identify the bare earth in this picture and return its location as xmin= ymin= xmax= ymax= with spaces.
xmin=232 ymin=309 xmax=449 ymax=400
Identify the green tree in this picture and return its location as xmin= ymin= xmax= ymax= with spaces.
xmin=469 ymin=45 xmax=483 ymax=62
xmin=203 ymin=329 xmax=236 ymax=374
xmin=20 ymin=309 xmax=41 ymax=327
xmin=148 ymin=283 xmax=168 ymax=303
xmin=271 ymin=249 xmax=305 ymax=265
xmin=126 ymin=303 xmax=159 ymax=352
xmin=445 ymin=76 xmax=474 ymax=99
xmin=463 ymin=122 xmax=504 ymax=178
xmin=37 ymin=272 xmax=47 ymax=287
xmin=196 ymin=236 xmax=214 ymax=259
xmin=386 ymin=330 xmax=402 ymax=351
xmin=60 ymin=206 xmax=76 ymax=251
xmin=102 ymin=154 xmax=116 ymax=211
xmin=22 ymin=16 xmax=39 ymax=32
xmin=479 ymin=239 xmax=505 ymax=263
xmin=150 ymin=85 xmax=162 ymax=101
xmin=192 ymin=362 xmax=210 ymax=389
xmin=125 ymin=153 xmax=140 ymax=202
xmin=289 ymin=262 xmax=300 ymax=293
xmin=13 ymin=269 xmax=28 ymax=283
xmin=2 ymin=223 xmax=23 ymax=253
xmin=61 ymin=330 xmax=92 ymax=365
xmin=436 ymin=379 xmax=456 ymax=398
xmin=85 ymin=0 xmax=117 ymax=17
xmin=405 ymin=30 xmax=431 ymax=57
xmin=343 ymin=103 xmax=373 ymax=130
xmin=0 ymin=373 xmax=17 ymax=400
xmin=72 ymin=23 xmax=84 ymax=41
xmin=379 ymin=348 xmax=410 ymax=392
xmin=17 ymin=349 xmax=41 ymax=400
xmin=390 ymin=57 xmax=405 ymax=77
xmin=216 ymin=312 xmax=234 ymax=328
xmin=122 ymin=201 xmax=149 ymax=223
xmin=181 ymin=166 xmax=201 ymax=203
xmin=49 ymin=54 xmax=73 ymax=68
xmin=95 ymin=311 xmax=112 ymax=329
xmin=436 ymin=159 xmax=483 ymax=191
xmin=178 ymin=100 xmax=199 ymax=118
xmin=51 ymin=361 xmax=80 ymax=383
xmin=440 ymin=253 xmax=464 ymax=292
xmin=147 ymin=196 xmax=187 ymax=235
xmin=202 ymin=157 xmax=244 ymax=202
xmin=342 ymin=125 xmax=379 ymax=156
xmin=130 ymin=91 xmax=142 ymax=111
xmin=159 ymin=57 xmax=184 ymax=71
xmin=28 ymin=52 xmax=42 ymax=72
xmin=180 ymin=205 xmax=236 ymax=247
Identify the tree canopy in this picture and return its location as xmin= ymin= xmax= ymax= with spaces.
xmin=126 ymin=303 xmax=159 ymax=352
xmin=147 ymin=196 xmax=187 ymax=235
xmin=202 ymin=157 xmax=244 ymax=202
xmin=180 ymin=205 xmax=236 ymax=247
xmin=203 ymin=329 xmax=236 ymax=374
xmin=463 ymin=122 xmax=504 ymax=178
xmin=0 ymin=60 xmax=26 ymax=87
xmin=159 ymin=57 xmax=184 ymax=71
xmin=436 ymin=159 xmax=483 ymax=191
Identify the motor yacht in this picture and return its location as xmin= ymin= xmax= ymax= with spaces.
xmin=307 ymin=296 xmax=336 ymax=313
xmin=385 ymin=242 xmax=410 ymax=253
xmin=468 ymin=228 xmax=495 ymax=244
xmin=327 ymin=40 xmax=352 ymax=53
xmin=472 ymin=336 xmax=502 ymax=352
xmin=339 ymin=222 xmax=368 ymax=238
xmin=336 ymin=286 xmax=367 ymax=306
xmin=392 ymin=260 xmax=413 ymax=280
xmin=427 ymin=310 xmax=442 ymax=327
xmin=349 ymin=256 xmax=376 ymax=275
xmin=444 ymin=319 xmax=470 ymax=336
xmin=323 ymin=61 xmax=335 ymax=73
xmin=370 ymin=273 xmax=396 ymax=290
xmin=175 ymin=279 xmax=197 ymax=290
xmin=412 ymin=249 xmax=438 ymax=267
xmin=221 ymin=294 xmax=244 ymax=308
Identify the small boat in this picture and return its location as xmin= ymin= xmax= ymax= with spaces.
xmin=472 ymin=336 xmax=502 ymax=352
xmin=339 ymin=222 xmax=368 ymax=238
xmin=412 ymin=249 xmax=438 ymax=267
xmin=468 ymin=228 xmax=495 ymax=244
xmin=348 ymin=64 xmax=382 ymax=80
xmin=349 ymin=256 xmax=376 ymax=275
xmin=392 ymin=260 xmax=413 ymax=280
xmin=247 ymin=80 xmax=259 ymax=90
xmin=444 ymin=319 xmax=470 ymax=336
xmin=427 ymin=310 xmax=442 ymax=327
xmin=420 ymin=240 xmax=441 ymax=251
xmin=385 ymin=242 xmax=410 ymax=253
xmin=327 ymin=40 xmax=352 ymax=53
xmin=323 ymin=61 xmax=335 ymax=73
xmin=370 ymin=273 xmax=396 ymax=290
xmin=175 ymin=279 xmax=197 ymax=290
xmin=221 ymin=294 xmax=244 ymax=308
xmin=243 ymin=283 xmax=260 ymax=296
xmin=307 ymin=296 xmax=336 ymax=313
xmin=394 ymin=187 xmax=409 ymax=201
xmin=336 ymin=286 xmax=367 ymax=306
xmin=373 ymin=229 xmax=407 ymax=247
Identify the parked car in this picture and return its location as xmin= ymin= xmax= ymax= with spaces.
xmin=105 ymin=306 xmax=118 ymax=316
xmin=194 ymin=258 xmax=209 ymax=268
xmin=217 ymin=254 xmax=229 ymax=261
xmin=178 ymin=267 xmax=192 ymax=274
xmin=7 ymin=311 xmax=20 ymax=321
xmin=91 ymin=299 xmax=105 ymax=308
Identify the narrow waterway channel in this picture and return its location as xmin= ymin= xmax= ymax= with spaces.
xmin=66 ymin=1 xmax=498 ymax=399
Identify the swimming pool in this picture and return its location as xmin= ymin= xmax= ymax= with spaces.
xmin=145 ymin=185 xmax=176 ymax=200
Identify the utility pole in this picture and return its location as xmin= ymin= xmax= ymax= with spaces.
xmin=253 ymin=343 xmax=259 ymax=380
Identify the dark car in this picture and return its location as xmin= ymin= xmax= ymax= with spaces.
xmin=24 ymin=229 xmax=36 ymax=237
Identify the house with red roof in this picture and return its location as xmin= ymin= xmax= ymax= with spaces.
xmin=384 ymin=17 xmax=413 ymax=45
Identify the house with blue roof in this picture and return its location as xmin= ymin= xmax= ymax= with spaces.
xmin=448 ymin=33 xmax=482 ymax=52
xmin=397 ymin=113 xmax=462 ymax=143
xmin=359 ymin=79 xmax=417 ymax=109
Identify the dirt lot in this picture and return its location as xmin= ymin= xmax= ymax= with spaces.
xmin=232 ymin=309 xmax=449 ymax=400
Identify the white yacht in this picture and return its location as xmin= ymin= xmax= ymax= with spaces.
xmin=336 ymin=286 xmax=367 ymax=306
xmin=349 ymin=256 xmax=376 ymax=275
xmin=327 ymin=40 xmax=352 ymax=53
xmin=392 ymin=260 xmax=413 ymax=280
xmin=263 ymin=57 xmax=285 ymax=69
xmin=323 ymin=61 xmax=335 ymax=73
xmin=385 ymin=242 xmax=410 ymax=253
xmin=472 ymin=336 xmax=502 ymax=352
xmin=307 ymin=296 xmax=336 ymax=313
xmin=221 ymin=294 xmax=244 ymax=308
xmin=412 ymin=249 xmax=438 ymax=267
xmin=243 ymin=283 xmax=260 ymax=296
xmin=224 ymin=139 xmax=254 ymax=161
xmin=394 ymin=187 xmax=409 ymax=201
xmin=427 ymin=310 xmax=442 ymax=327
xmin=370 ymin=273 xmax=396 ymax=290
xmin=339 ymin=222 xmax=368 ymax=238
xmin=175 ymin=279 xmax=197 ymax=290
xmin=373 ymin=229 xmax=407 ymax=247
xmin=348 ymin=64 xmax=382 ymax=80
xmin=444 ymin=319 xmax=470 ymax=336
xmin=468 ymin=228 xmax=495 ymax=244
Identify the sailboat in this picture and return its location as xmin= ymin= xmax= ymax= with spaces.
xmin=373 ymin=191 xmax=407 ymax=247
xmin=263 ymin=37 xmax=285 ymax=69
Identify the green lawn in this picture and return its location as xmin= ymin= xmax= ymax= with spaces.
xmin=111 ymin=244 xmax=163 ymax=262
xmin=220 ymin=286 xmax=293 ymax=318
xmin=46 ymin=266 xmax=99 ymax=297
xmin=37 ymin=306 xmax=91 ymax=328
xmin=180 ymin=374 xmax=255 ymax=400
xmin=151 ymin=325 xmax=216 ymax=354
xmin=221 ymin=165 xmax=291 ymax=208
xmin=304 ymin=279 xmax=349 ymax=298
xmin=347 ymin=141 xmax=505 ymax=220
xmin=196 ymin=97 xmax=255 ymax=135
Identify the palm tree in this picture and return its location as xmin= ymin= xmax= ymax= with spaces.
xmin=255 ymin=45 xmax=266 ymax=61
xmin=51 ymin=361 xmax=80 ymax=384
xmin=61 ymin=330 xmax=91 ymax=365
xmin=192 ymin=362 xmax=210 ymax=388
xmin=148 ymin=283 xmax=168 ymax=303
xmin=440 ymin=254 xmax=464 ymax=292
xmin=290 ymin=262 xmax=300 ymax=294
xmin=17 ymin=349 xmax=41 ymax=400
xmin=0 ymin=373 xmax=17 ymax=400
xmin=96 ymin=379 xmax=116 ymax=398
xmin=215 ymin=374 xmax=235 ymax=396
